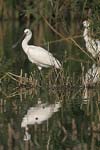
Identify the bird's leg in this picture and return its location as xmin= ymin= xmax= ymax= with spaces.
xmin=37 ymin=66 xmax=44 ymax=87
xmin=38 ymin=66 xmax=42 ymax=70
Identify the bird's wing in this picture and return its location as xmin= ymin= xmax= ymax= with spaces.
xmin=27 ymin=46 xmax=58 ymax=66
xmin=96 ymin=40 xmax=100 ymax=47
xmin=94 ymin=39 xmax=100 ymax=54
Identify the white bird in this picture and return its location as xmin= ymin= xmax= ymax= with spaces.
xmin=21 ymin=29 xmax=61 ymax=70
xmin=83 ymin=20 xmax=100 ymax=58
xmin=85 ymin=64 xmax=100 ymax=84
xmin=83 ymin=64 xmax=100 ymax=100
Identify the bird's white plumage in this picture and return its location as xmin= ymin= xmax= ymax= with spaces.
xmin=83 ymin=20 xmax=100 ymax=58
xmin=22 ymin=29 xmax=61 ymax=70
xmin=85 ymin=64 xmax=100 ymax=84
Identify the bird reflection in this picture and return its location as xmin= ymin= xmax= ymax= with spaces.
xmin=21 ymin=101 xmax=61 ymax=141
xmin=24 ymin=129 xmax=31 ymax=141
xmin=21 ymin=101 xmax=61 ymax=128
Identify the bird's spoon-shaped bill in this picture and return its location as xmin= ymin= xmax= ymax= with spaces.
xmin=12 ymin=33 xmax=26 ymax=49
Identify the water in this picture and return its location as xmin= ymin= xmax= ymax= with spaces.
xmin=0 ymin=20 xmax=100 ymax=150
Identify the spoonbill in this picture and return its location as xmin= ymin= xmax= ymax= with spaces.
xmin=85 ymin=64 xmax=100 ymax=84
xmin=13 ymin=29 xmax=61 ymax=70
xmin=83 ymin=20 xmax=100 ymax=58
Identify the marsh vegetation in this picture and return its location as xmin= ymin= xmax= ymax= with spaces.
xmin=0 ymin=0 xmax=100 ymax=150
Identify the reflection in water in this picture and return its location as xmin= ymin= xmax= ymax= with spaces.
xmin=21 ymin=101 xmax=61 ymax=127
xmin=24 ymin=127 xmax=31 ymax=141
xmin=21 ymin=101 xmax=61 ymax=141
xmin=0 ymin=19 xmax=100 ymax=149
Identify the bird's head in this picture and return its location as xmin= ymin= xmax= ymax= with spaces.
xmin=24 ymin=29 xmax=32 ymax=36
xmin=12 ymin=29 xmax=32 ymax=48
xmin=83 ymin=20 xmax=90 ymax=28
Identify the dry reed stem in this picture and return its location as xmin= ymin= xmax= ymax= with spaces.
xmin=43 ymin=35 xmax=83 ymax=46
xmin=0 ymin=71 xmax=37 ymax=88
xmin=43 ymin=30 xmax=100 ymax=46
xmin=7 ymin=73 xmax=20 ymax=82
xmin=46 ymin=135 xmax=51 ymax=150
xmin=42 ymin=15 xmax=96 ymax=63
xmin=96 ymin=101 xmax=100 ymax=122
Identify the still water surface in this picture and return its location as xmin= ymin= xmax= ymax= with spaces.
xmin=0 ymin=21 xmax=100 ymax=150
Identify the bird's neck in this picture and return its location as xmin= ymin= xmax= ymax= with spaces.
xmin=22 ymin=34 xmax=32 ymax=54
xmin=83 ymin=27 xmax=90 ymax=40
